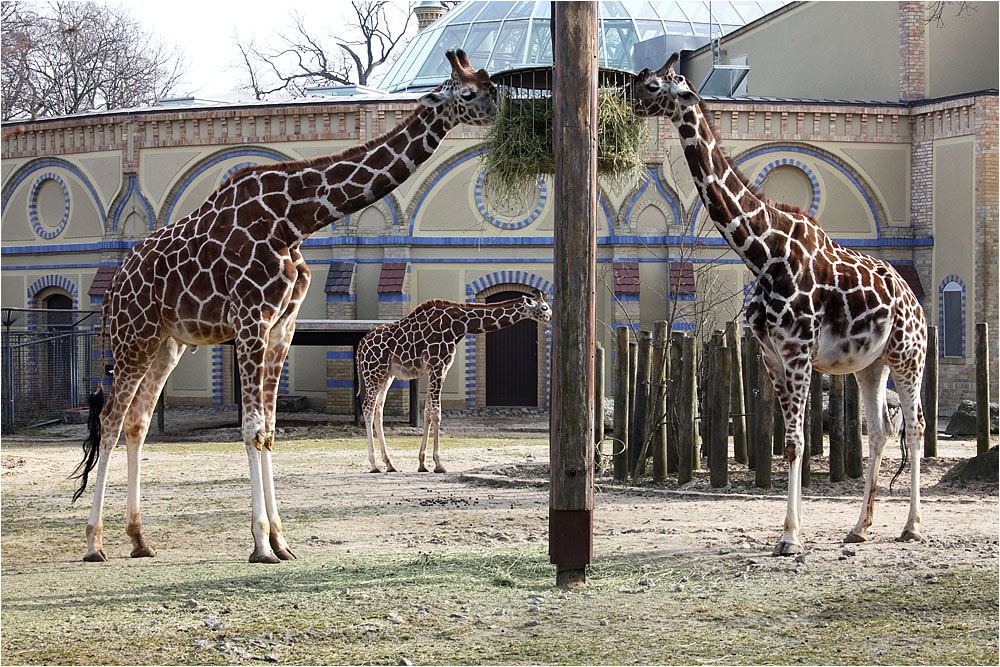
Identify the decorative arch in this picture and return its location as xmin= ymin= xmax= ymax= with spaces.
xmin=753 ymin=158 xmax=821 ymax=217
xmin=475 ymin=169 xmax=548 ymax=231
xmin=1 ymin=157 xmax=106 ymax=229
xmin=27 ymin=274 xmax=79 ymax=309
xmin=619 ymin=166 xmax=682 ymax=232
xmin=159 ymin=146 xmax=293 ymax=227
xmin=938 ymin=275 xmax=967 ymax=359
xmin=463 ymin=273 xmax=553 ymax=409
xmin=686 ymin=143 xmax=886 ymax=237
xmin=109 ymin=173 xmax=156 ymax=232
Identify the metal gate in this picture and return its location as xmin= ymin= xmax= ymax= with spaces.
xmin=485 ymin=291 xmax=538 ymax=406
xmin=1 ymin=308 xmax=100 ymax=431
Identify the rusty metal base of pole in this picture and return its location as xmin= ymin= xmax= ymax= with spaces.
xmin=549 ymin=509 xmax=592 ymax=588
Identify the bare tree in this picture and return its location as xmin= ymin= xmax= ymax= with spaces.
xmin=236 ymin=1 xmax=413 ymax=100
xmin=1 ymin=1 xmax=186 ymax=120
xmin=925 ymin=1 xmax=977 ymax=28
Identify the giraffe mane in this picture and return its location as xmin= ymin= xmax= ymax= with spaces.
xmin=696 ymin=100 xmax=810 ymax=219
xmin=418 ymin=297 xmax=526 ymax=311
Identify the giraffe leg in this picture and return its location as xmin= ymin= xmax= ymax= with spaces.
xmin=427 ymin=374 xmax=447 ymax=473
xmin=121 ymin=338 xmax=187 ymax=558
xmin=362 ymin=373 xmax=392 ymax=473
xmin=235 ymin=328 xmax=280 ymax=563
xmin=83 ymin=349 xmax=158 ymax=562
xmin=761 ymin=346 xmax=810 ymax=556
xmin=893 ymin=374 xmax=925 ymax=543
xmin=374 ymin=379 xmax=399 ymax=472
xmin=846 ymin=362 xmax=893 ymax=543
xmin=259 ymin=314 xmax=297 ymax=560
xmin=418 ymin=380 xmax=433 ymax=472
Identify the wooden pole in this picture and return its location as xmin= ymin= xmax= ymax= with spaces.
xmin=613 ymin=327 xmax=630 ymax=481
xmin=649 ymin=321 xmax=669 ymax=482
xmin=677 ymin=334 xmax=696 ymax=485
xmin=745 ymin=333 xmax=759 ymax=471
xmin=754 ymin=348 xmax=773 ymax=489
xmin=924 ymin=326 xmax=938 ymax=458
xmin=829 ymin=374 xmax=845 ymax=483
xmin=976 ymin=322 xmax=990 ymax=455
xmin=710 ymin=336 xmax=730 ymax=488
xmin=594 ymin=342 xmax=605 ymax=470
xmin=727 ymin=322 xmax=747 ymax=465
xmin=844 ymin=374 xmax=863 ymax=478
xmin=549 ymin=0 xmax=597 ymax=589
xmin=667 ymin=331 xmax=683 ymax=474
xmin=630 ymin=330 xmax=652 ymax=480
xmin=702 ymin=334 xmax=715 ymax=465
xmin=628 ymin=339 xmax=637 ymax=432
xmin=810 ymin=371 xmax=824 ymax=456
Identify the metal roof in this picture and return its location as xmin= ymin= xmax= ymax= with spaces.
xmin=377 ymin=0 xmax=792 ymax=92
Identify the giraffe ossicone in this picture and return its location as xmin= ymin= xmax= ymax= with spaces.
xmin=357 ymin=292 xmax=552 ymax=474
xmin=634 ymin=54 xmax=928 ymax=555
xmin=71 ymin=49 xmax=498 ymax=564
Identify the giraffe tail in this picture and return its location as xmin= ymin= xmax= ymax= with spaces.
xmin=71 ymin=387 xmax=105 ymax=502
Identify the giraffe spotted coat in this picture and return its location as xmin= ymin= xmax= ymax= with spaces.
xmin=634 ymin=54 xmax=927 ymax=555
xmin=73 ymin=50 xmax=498 ymax=564
xmin=357 ymin=294 xmax=552 ymax=473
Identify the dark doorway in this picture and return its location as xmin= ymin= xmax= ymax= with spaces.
xmin=42 ymin=293 xmax=74 ymax=406
xmin=485 ymin=290 xmax=538 ymax=406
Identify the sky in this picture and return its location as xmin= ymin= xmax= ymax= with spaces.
xmin=126 ymin=0 xmax=417 ymax=100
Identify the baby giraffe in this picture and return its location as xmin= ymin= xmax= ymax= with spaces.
xmin=357 ymin=292 xmax=552 ymax=473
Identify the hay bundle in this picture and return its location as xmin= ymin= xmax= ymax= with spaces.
xmin=479 ymin=68 xmax=649 ymax=211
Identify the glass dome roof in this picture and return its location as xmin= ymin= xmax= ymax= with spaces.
xmin=378 ymin=1 xmax=790 ymax=92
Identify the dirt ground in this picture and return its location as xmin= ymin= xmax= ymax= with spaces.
xmin=2 ymin=407 xmax=997 ymax=665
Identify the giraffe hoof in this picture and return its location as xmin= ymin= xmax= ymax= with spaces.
xmin=771 ymin=541 xmax=804 ymax=556
xmin=417 ymin=465 xmax=429 ymax=472
xmin=248 ymin=550 xmax=281 ymax=564
xmin=385 ymin=465 xmax=399 ymax=473
xmin=130 ymin=545 xmax=157 ymax=558
xmin=369 ymin=467 xmax=384 ymax=474
xmin=274 ymin=547 xmax=297 ymax=561
xmin=82 ymin=549 xmax=108 ymax=562
xmin=896 ymin=530 xmax=923 ymax=543
xmin=434 ymin=466 xmax=447 ymax=474
xmin=844 ymin=531 xmax=868 ymax=544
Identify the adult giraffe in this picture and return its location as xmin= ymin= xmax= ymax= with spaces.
xmin=357 ymin=292 xmax=552 ymax=474
xmin=73 ymin=50 xmax=498 ymax=563
xmin=633 ymin=55 xmax=927 ymax=555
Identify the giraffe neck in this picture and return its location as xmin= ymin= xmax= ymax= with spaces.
xmin=459 ymin=301 xmax=526 ymax=336
xmin=266 ymin=104 xmax=452 ymax=244
xmin=678 ymin=103 xmax=792 ymax=276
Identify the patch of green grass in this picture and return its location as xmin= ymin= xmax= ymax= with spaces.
xmin=2 ymin=546 xmax=995 ymax=665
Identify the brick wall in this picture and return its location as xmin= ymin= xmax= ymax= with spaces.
xmin=898 ymin=2 xmax=926 ymax=101
xmin=974 ymin=95 xmax=999 ymax=405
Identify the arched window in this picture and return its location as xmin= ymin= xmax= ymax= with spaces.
xmin=940 ymin=278 xmax=965 ymax=358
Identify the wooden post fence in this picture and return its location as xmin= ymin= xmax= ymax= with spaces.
xmin=746 ymin=333 xmax=759 ymax=472
xmin=650 ymin=321 xmax=669 ymax=482
xmin=630 ymin=329 xmax=652 ymax=481
xmin=754 ymin=338 xmax=773 ymax=489
xmin=727 ymin=322 xmax=747 ymax=465
xmin=845 ymin=374 xmax=863 ymax=478
xmin=613 ymin=327 xmax=631 ymax=481
xmin=710 ymin=335 xmax=731 ymax=488
xmin=677 ymin=334 xmax=697 ymax=485
xmin=924 ymin=326 xmax=938 ymax=458
xmin=976 ymin=322 xmax=990 ymax=455
xmin=594 ymin=342 xmax=605 ymax=470
xmin=667 ymin=331 xmax=683 ymax=474
xmin=829 ymin=374 xmax=845 ymax=483
xmin=810 ymin=371 xmax=824 ymax=457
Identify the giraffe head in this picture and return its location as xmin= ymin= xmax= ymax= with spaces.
xmin=418 ymin=49 xmax=498 ymax=127
xmin=633 ymin=52 xmax=702 ymax=121
xmin=519 ymin=290 xmax=553 ymax=323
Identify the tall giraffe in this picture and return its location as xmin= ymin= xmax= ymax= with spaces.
xmin=633 ymin=55 xmax=927 ymax=555
xmin=357 ymin=293 xmax=552 ymax=474
xmin=73 ymin=50 xmax=498 ymax=564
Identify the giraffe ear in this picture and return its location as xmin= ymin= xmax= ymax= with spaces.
xmin=418 ymin=90 xmax=449 ymax=108
xmin=677 ymin=89 xmax=702 ymax=106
